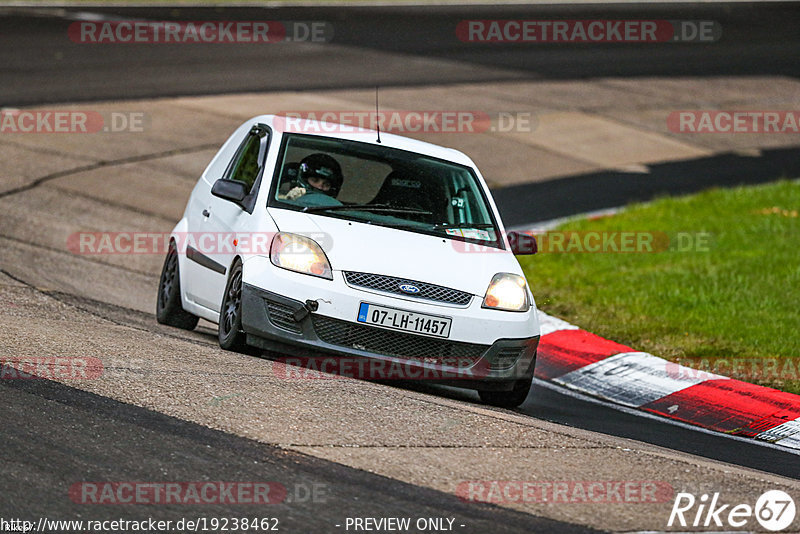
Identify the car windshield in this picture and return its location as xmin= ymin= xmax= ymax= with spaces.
xmin=269 ymin=133 xmax=503 ymax=248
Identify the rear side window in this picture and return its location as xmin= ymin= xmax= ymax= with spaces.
xmin=227 ymin=132 xmax=262 ymax=194
xmin=218 ymin=124 xmax=271 ymax=213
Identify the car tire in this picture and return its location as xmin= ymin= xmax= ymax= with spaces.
xmin=218 ymin=260 xmax=250 ymax=353
xmin=156 ymin=242 xmax=199 ymax=330
xmin=478 ymin=378 xmax=532 ymax=408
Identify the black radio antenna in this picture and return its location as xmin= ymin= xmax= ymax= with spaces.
xmin=375 ymin=86 xmax=382 ymax=144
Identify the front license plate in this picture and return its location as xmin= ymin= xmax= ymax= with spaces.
xmin=357 ymin=302 xmax=452 ymax=338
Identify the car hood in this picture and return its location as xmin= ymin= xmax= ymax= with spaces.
xmin=267 ymin=208 xmax=523 ymax=296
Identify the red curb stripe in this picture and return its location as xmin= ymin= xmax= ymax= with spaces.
xmin=535 ymin=329 xmax=633 ymax=380
xmin=640 ymin=379 xmax=800 ymax=436
xmin=535 ymin=315 xmax=800 ymax=448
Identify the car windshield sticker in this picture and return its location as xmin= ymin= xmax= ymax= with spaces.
xmin=444 ymin=228 xmax=492 ymax=240
xmin=462 ymin=229 xmax=492 ymax=240
xmin=391 ymin=178 xmax=421 ymax=188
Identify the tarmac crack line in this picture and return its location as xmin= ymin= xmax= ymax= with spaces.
xmin=0 ymin=136 xmax=96 ymax=161
xmin=0 ymin=142 xmax=217 ymax=199
xmin=47 ymin=183 xmax=179 ymax=223
xmin=0 ymin=270 xmax=213 ymax=350
xmin=0 ymin=233 xmax=156 ymax=278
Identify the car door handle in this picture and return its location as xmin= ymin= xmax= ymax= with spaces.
xmin=202 ymin=209 xmax=210 ymax=217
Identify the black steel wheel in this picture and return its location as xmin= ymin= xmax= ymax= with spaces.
xmin=218 ymin=260 xmax=249 ymax=352
xmin=156 ymin=242 xmax=199 ymax=330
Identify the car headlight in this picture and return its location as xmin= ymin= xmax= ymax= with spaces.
xmin=270 ymin=232 xmax=333 ymax=280
xmin=482 ymin=273 xmax=529 ymax=312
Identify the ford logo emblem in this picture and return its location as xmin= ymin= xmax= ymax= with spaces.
xmin=399 ymin=284 xmax=420 ymax=294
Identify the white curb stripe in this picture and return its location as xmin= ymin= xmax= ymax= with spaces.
xmin=537 ymin=310 xmax=579 ymax=336
xmin=756 ymin=417 xmax=800 ymax=450
xmin=534 ymin=378 xmax=800 ymax=456
xmin=536 ymin=307 xmax=798 ymax=451
xmin=553 ymin=351 xmax=727 ymax=408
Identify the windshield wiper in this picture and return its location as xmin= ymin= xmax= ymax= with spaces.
xmin=303 ymin=203 xmax=432 ymax=215
xmin=432 ymin=222 xmax=495 ymax=230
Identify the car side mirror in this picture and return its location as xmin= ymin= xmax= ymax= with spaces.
xmin=211 ymin=179 xmax=249 ymax=204
xmin=507 ymin=231 xmax=537 ymax=255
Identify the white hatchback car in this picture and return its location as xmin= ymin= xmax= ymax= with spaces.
xmin=156 ymin=115 xmax=540 ymax=407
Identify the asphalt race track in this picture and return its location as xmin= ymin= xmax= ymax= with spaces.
xmin=1 ymin=3 xmax=799 ymax=532
xmin=1 ymin=375 xmax=585 ymax=533
xmin=3 ymin=3 xmax=800 ymax=222
xmin=2 ymin=3 xmax=800 ymax=105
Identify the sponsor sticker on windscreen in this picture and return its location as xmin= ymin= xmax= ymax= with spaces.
xmin=357 ymin=302 xmax=452 ymax=338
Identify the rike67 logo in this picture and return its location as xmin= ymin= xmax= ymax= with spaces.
xmin=669 ymin=490 xmax=796 ymax=531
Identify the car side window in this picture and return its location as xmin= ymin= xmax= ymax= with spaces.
xmin=227 ymin=130 xmax=264 ymax=194
xmin=219 ymin=125 xmax=270 ymax=213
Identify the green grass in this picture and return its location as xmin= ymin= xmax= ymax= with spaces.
xmin=519 ymin=180 xmax=800 ymax=394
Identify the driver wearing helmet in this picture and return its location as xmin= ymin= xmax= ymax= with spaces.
xmin=279 ymin=153 xmax=343 ymax=206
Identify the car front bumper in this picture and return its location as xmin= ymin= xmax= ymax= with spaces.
xmin=241 ymin=282 xmax=539 ymax=391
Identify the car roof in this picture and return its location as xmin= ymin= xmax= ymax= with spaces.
xmin=251 ymin=114 xmax=476 ymax=167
